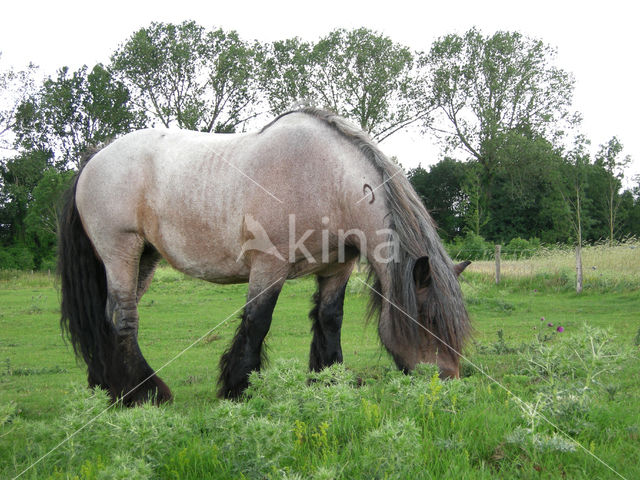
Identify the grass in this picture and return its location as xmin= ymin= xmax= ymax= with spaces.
xmin=466 ymin=238 xmax=640 ymax=293
xmin=1 ymin=247 xmax=639 ymax=479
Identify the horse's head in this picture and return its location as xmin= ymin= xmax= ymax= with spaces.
xmin=386 ymin=257 xmax=471 ymax=379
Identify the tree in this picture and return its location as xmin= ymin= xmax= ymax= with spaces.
xmin=13 ymin=64 xmax=140 ymax=168
xmin=260 ymin=37 xmax=313 ymax=114
xmin=482 ymin=130 xmax=567 ymax=242
xmin=595 ymin=136 xmax=631 ymax=245
xmin=408 ymin=159 xmax=467 ymax=240
xmin=111 ymin=21 xmax=260 ymax=132
xmin=559 ymin=135 xmax=591 ymax=293
xmin=201 ymin=29 xmax=262 ymax=132
xmin=262 ymin=28 xmax=430 ymax=142
xmin=0 ymin=54 xmax=38 ymax=153
xmin=0 ymin=149 xmax=50 ymax=246
xmin=421 ymin=28 xmax=576 ymax=178
xmin=24 ymin=168 xmax=75 ymax=266
xmin=618 ymin=184 xmax=640 ymax=238
xmin=461 ymin=161 xmax=490 ymax=237
xmin=0 ymin=154 xmax=73 ymax=269
xmin=111 ymin=21 xmax=206 ymax=129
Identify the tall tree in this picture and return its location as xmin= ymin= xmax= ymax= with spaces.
xmin=0 ymin=54 xmax=38 ymax=153
xmin=262 ymin=28 xmax=430 ymax=142
xmin=13 ymin=64 xmax=140 ymax=168
xmin=111 ymin=21 xmax=260 ymax=132
xmin=421 ymin=28 xmax=576 ymax=177
xmin=111 ymin=21 xmax=206 ymax=129
xmin=201 ymin=29 xmax=262 ymax=132
xmin=260 ymin=37 xmax=313 ymax=115
xmin=594 ymin=136 xmax=631 ymax=245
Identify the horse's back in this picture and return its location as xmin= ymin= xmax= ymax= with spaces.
xmin=75 ymin=116 xmax=383 ymax=281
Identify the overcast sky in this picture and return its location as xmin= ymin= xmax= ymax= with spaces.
xmin=1 ymin=0 xmax=638 ymax=180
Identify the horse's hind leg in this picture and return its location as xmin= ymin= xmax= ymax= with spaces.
xmin=101 ymin=235 xmax=172 ymax=405
xmin=218 ymin=256 xmax=286 ymax=399
xmin=136 ymin=243 xmax=162 ymax=303
xmin=309 ymin=260 xmax=356 ymax=372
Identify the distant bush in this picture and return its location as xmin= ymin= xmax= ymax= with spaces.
xmin=0 ymin=245 xmax=35 ymax=270
xmin=446 ymin=234 xmax=544 ymax=261
xmin=38 ymin=255 xmax=57 ymax=273
xmin=446 ymin=233 xmax=493 ymax=260
xmin=503 ymin=237 xmax=541 ymax=259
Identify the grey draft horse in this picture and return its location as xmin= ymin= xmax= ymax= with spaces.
xmin=58 ymin=107 xmax=471 ymax=404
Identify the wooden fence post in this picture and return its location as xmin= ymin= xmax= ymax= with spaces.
xmin=495 ymin=245 xmax=501 ymax=285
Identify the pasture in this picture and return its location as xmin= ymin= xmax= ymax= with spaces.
xmin=1 ymin=245 xmax=639 ymax=479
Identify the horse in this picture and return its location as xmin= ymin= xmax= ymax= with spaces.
xmin=58 ymin=107 xmax=471 ymax=405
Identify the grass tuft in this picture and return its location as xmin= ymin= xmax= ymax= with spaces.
xmin=1 ymin=246 xmax=638 ymax=479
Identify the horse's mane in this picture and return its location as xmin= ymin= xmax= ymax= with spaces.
xmin=265 ymin=107 xmax=470 ymax=354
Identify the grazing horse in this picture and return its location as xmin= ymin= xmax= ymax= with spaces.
xmin=58 ymin=107 xmax=471 ymax=404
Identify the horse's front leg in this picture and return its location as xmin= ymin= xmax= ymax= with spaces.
xmin=218 ymin=257 xmax=287 ymax=399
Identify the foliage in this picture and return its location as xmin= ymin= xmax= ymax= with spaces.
xmin=111 ymin=21 xmax=260 ymax=133
xmin=262 ymin=28 xmax=428 ymax=141
xmin=412 ymin=133 xmax=638 ymax=245
xmin=110 ymin=21 xmax=207 ymax=129
xmin=0 ymin=54 xmax=38 ymax=152
xmin=595 ymin=136 xmax=632 ymax=245
xmin=3 ymin=61 xmax=138 ymax=268
xmin=1 ymin=24 xmax=639 ymax=269
xmin=417 ymin=28 xmax=597 ymax=245
xmin=1 ymin=271 xmax=639 ymax=479
xmin=260 ymin=37 xmax=313 ymax=114
xmin=0 ymin=150 xmax=74 ymax=268
xmin=13 ymin=64 xmax=141 ymax=169
xmin=24 ymin=168 xmax=75 ymax=264
xmin=446 ymin=232 xmax=493 ymax=260
xmin=0 ymin=243 xmax=34 ymax=270
xmin=0 ymin=149 xmax=51 ymax=243
xmin=408 ymin=158 xmax=467 ymax=240
xmin=503 ymin=237 xmax=541 ymax=259
xmin=422 ymin=27 xmax=577 ymax=167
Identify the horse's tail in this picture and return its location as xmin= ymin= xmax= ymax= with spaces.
xmin=58 ymin=164 xmax=114 ymax=388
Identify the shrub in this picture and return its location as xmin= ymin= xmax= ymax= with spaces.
xmin=503 ymin=237 xmax=541 ymax=259
xmin=0 ymin=245 xmax=35 ymax=270
xmin=446 ymin=232 xmax=493 ymax=261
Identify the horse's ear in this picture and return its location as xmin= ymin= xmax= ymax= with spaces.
xmin=454 ymin=260 xmax=471 ymax=277
xmin=413 ymin=256 xmax=431 ymax=289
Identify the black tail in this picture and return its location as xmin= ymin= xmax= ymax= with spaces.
xmin=58 ymin=172 xmax=115 ymax=390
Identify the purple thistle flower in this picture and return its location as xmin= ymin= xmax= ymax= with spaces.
xmin=557 ymin=326 xmax=564 ymax=333
xmin=540 ymin=316 xmax=545 ymax=322
xmin=547 ymin=322 xmax=553 ymax=327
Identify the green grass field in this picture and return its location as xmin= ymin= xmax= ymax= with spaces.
xmin=1 ymin=252 xmax=639 ymax=479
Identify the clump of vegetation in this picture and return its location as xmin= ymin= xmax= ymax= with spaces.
xmin=2 ymin=324 xmax=637 ymax=479
xmin=1 ymin=257 xmax=638 ymax=479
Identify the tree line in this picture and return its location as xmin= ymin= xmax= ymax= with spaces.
xmin=0 ymin=22 xmax=638 ymax=270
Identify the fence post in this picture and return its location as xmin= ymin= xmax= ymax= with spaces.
xmin=495 ymin=245 xmax=501 ymax=285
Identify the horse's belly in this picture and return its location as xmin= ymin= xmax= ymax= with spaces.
xmin=163 ymin=249 xmax=250 ymax=284
xmin=149 ymin=222 xmax=250 ymax=284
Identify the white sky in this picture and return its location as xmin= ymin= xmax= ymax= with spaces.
xmin=1 ymin=0 xmax=638 ymax=182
